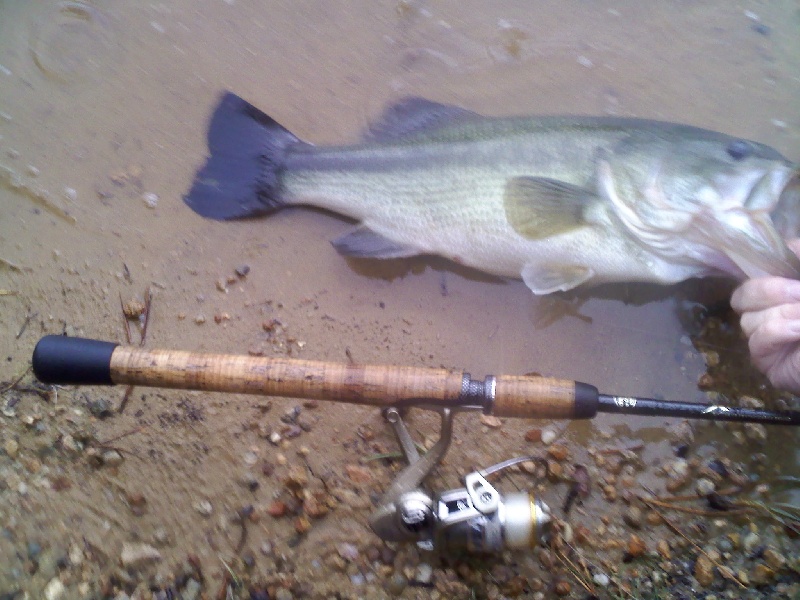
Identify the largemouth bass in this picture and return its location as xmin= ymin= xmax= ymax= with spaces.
xmin=185 ymin=93 xmax=800 ymax=294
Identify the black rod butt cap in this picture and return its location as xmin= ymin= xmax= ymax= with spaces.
xmin=32 ymin=336 xmax=118 ymax=385
xmin=574 ymin=382 xmax=599 ymax=419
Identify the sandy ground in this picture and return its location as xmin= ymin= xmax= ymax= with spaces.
xmin=1 ymin=1 xmax=799 ymax=598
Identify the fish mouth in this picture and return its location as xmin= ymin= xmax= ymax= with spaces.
xmin=718 ymin=166 xmax=800 ymax=279
xmin=770 ymin=168 xmax=800 ymax=241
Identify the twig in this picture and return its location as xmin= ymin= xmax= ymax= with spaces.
xmin=640 ymin=495 xmax=752 ymax=517
xmin=140 ymin=286 xmax=152 ymax=345
xmin=119 ymin=292 xmax=132 ymax=345
xmin=0 ymin=367 xmax=31 ymax=394
xmin=554 ymin=547 xmax=594 ymax=595
xmin=95 ymin=427 xmax=144 ymax=447
xmin=16 ymin=311 xmax=37 ymax=339
xmin=0 ymin=256 xmax=29 ymax=272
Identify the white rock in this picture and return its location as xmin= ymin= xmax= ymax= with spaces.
xmin=44 ymin=577 xmax=66 ymax=600
xmin=194 ymin=499 xmax=213 ymax=516
xmin=120 ymin=542 xmax=162 ymax=568
xmin=541 ymin=428 xmax=557 ymax=445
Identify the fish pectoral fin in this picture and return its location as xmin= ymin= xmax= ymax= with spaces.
xmin=332 ymin=227 xmax=421 ymax=259
xmin=504 ymin=177 xmax=595 ymax=240
xmin=365 ymin=97 xmax=477 ymax=141
xmin=521 ymin=263 xmax=594 ymax=294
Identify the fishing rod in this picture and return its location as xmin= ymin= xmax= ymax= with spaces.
xmin=30 ymin=335 xmax=800 ymax=554
xmin=31 ymin=336 xmax=800 ymax=426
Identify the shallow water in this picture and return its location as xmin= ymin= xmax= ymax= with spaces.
xmin=1 ymin=0 xmax=799 ymax=595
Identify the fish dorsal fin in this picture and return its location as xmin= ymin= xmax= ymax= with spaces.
xmin=332 ymin=226 xmax=420 ymax=259
xmin=504 ymin=177 xmax=595 ymax=240
xmin=365 ymin=97 xmax=477 ymax=141
xmin=521 ymin=263 xmax=594 ymax=294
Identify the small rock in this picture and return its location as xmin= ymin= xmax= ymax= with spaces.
xmin=592 ymin=572 xmax=609 ymax=587
xmin=268 ymin=432 xmax=282 ymax=445
xmin=554 ymin=580 xmax=571 ymax=596
xmin=345 ymin=464 xmax=373 ymax=483
xmin=623 ymin=506 xmax=642 ymax=529
xmin=546 ymin=444 xmax=569 ymax=461
xmin=142 ymin=192 xmax=159 ymax=208
xmin=385 ymin=573 xmax=407 ymax=596
xmin=193 ymin=500 xmax=213 ymax=517
xmin=696 ymin=478 xmax=715 ymax=496
xmin=102 ymin=450 xmax=124 ymax=467
xmin=524 ymin=429 xmax=542 ymax=443
xmin=293 ymin=515 xmax=311 ymax=534
xmin=541 ymin=428 xmax=557 ymax=445
xmin=235 ymin=264 xmax=250 ymax=277
xmin=750 ymin=563 xmax=775 ymax=585
xmin=480 ymin=414 xmax=502 ymax=428
xmin=763 ymin=547 xmax=786 ymax=570
xmin=695 ymin=554 xmax=714 ymax=587
xmin=743 ymin=423 xmax=767 ymax=443
xmin=4 ymin=438 xmax=19 ymax=459
xmin=266 ymin=501 xmax=288 ymax=517
xmin=44 ymin=577 xmax=66 ymax=600
xmin=120 ymin=542 xmax=162 ymax=569
xmin=415 ymin=563 xmax=433 ymax=585
xmin=181 ymin=578 xmax=202 ymax=600
xmin=627 ymin=534 xmax=646 ymax=558
xmin=656 ymin=539 xmax=671 ymax=559
xmin=337 ymin=542 xmax=359 ymax=562
xmin=743 ymin=531 xmax=760 ymax=553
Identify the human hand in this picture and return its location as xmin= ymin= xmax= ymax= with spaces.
xmin=730 ymin=240 xmax=800 ymax=393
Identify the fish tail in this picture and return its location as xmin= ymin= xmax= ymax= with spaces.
xmin=184 ymin=92 xmax=303 ymax=220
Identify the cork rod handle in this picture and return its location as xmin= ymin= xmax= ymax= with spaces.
xmin=32 ymin=336 xmax=597 ymax=418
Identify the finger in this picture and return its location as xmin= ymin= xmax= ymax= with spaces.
xmin=731 ymin=277 xmax=800 ymax=313
xmin=740 ymin=302 xmax=800 ymax=338
xmin=748 ymin=317 xmax=800 ymax=365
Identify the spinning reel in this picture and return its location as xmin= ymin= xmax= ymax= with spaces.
xmin=369 ymin=407 xmax=552 ymax=553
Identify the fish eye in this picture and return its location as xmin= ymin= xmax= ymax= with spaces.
xmin=726 ymin=140 xmax=752 ymax=160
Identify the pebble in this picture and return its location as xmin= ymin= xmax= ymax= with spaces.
xmin=623 ymin=506 xmax=642 ymax=529
xmin=4 ymin=438 xmax=19 ymax=459
xmin=345 ymin=464 xmax=373 ymax=483
xmin=386 ymin=573 xmax=408 ymax=595
xmin=480 ymin=414 xmax=502 ymax=428
xmin=193 ymin=500 xmax=213 ymax=517
xmin=743 ymin=531 xmax=760 ymax=553
xmin=266 ymin=500 xmax=287 ymax=517
xmin=182 ymin=578 xmax=202 ymax=600
xmin=695 ymin=554 xmax=714 ymax=587
xmin=627 ymin=534 xmax=646 ymax=558
xmin=337 ymin=542 xmax=359 ymax=562
xmin=554 ymin=580 xmax=571 ymax=596
xmin=141 ymin=192 xmax=158 ymax=208
xmin=541 ymin=428 xmax=557 ymax=445
xmin=415 ymin=563 xmax=433 ymax=584
xmin=63 ymin=187 xmax=77 ymax=202
xmin=102 ymin=450 xmax=124 ymax=467
xmin=743 ymin=423 xmax=767 ymax=443
xmin=696 ymin=478 xmax=715 ymax=496
xmin=592 ymin=572 xmax=609 ymax=587
xmin=524 ymin=429 xmax=542 ymax=443
xmin=656 ymin=539 xmax=671 ymax=559
xmin=44 ymin=577 xmax=66 ymax=600
xmin=120 ymin=542 xmax=162 ymax=568
xmin=235 ymin=264 xmax=250 ymax=277
xmin=763 ymin=547 xmax=786 ymax=570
